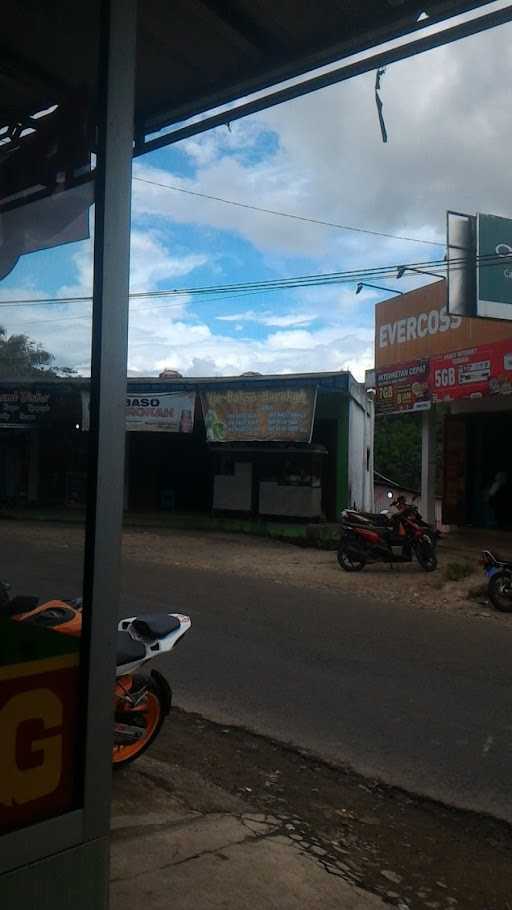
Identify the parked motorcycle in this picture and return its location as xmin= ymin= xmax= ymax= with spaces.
xmin=0 ymin=581 xmax=191 ymax=767
xmin=391 ymin=496 xmax=442 ymax=550
xmin=481 ymin=551 xmax=512 ymax=612
xmin=337 ymin=499 xmax=438 ymax=572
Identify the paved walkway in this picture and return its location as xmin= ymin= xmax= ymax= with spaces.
xmin=110 ymin=756 xmax=384 ymax=910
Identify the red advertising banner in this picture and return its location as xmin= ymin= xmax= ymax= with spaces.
xmin=430 ymin=338 xmax=512 ymax=403
xmin=0 ymin=654 xmax=80 ymax=834
xmin=375 ymin=360 xmax=431 ymax=415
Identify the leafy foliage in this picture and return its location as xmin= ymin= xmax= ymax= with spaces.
xmin=444 ymin=561 xmax=474 ymax=582
xmin=374 ymin=413 xmax=422 ymax=489
xmin=0 ymin=327 xmax=74 ymax=378
xmin=374 ymin=412 xmax=444 ymax=494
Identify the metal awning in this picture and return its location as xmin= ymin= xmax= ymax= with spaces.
xmin=2 ymin=2 xmax=509 ymax=161
xmin=134 ymin=0 xmax=499 ymax=141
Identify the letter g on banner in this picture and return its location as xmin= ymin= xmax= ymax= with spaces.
xmin=0 ymin=689 xmax=63 ymax=807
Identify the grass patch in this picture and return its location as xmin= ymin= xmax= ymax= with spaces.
xmin=444 ymin=560 xmax=475 ymax=583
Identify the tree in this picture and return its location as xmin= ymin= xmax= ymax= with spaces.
xmin=0 ymin=327 xmax=74 ymax=378
xmin=374 ymin=411 xmax=444 ymax=494
xmin=374 ymin=413 xmax=422 ymax=490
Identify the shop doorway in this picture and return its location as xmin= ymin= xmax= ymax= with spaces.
xmin=127 ymin=431 xmax=212 ymax=513
xmin=466 ymin=412 xmax=512 ymax=529
xmin=0 ymin=431 xmax=27 ymax=504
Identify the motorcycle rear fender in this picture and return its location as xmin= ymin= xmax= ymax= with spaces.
xmin=150 ymin=669 xmax=173 ymax=716
xmin=355 ymin=528 xmax=380 ymax=544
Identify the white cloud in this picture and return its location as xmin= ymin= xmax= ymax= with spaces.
xmin=126 ymin=314 xmax=373 ymax=381
xmin=0 ymin=228 xmax=208 ymax=373
xmin=57 ymin=228 xmax=207 ymax=300
xmin=216 ymin=309 xmax=316 ymax=327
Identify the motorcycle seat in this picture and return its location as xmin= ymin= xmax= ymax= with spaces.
xmin=342 ymin=512 xmax=390 ymax=529
xmin=360 ymin=512 xmax=391 ymax=526
xmin=116 ymin=631 xmax=146 ymax=666
xmin=131 ymin=612 xmax=181 ymax=640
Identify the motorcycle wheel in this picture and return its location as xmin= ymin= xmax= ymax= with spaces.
xmin=337 ymin=545 xmax=366 ymax=572
xmin=488 ymin=572 xmax=512 ymax=613
xmin=112 ymin=677 xmax=166 ymax=769
xmin=414 ymin=536 xmax=438 ymax=572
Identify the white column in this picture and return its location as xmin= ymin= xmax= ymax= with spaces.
xmin=421 ymin=408 xmax=436 ymax=525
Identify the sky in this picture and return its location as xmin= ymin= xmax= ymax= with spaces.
xmin=2 ymin=7 xmax=512 ymax=380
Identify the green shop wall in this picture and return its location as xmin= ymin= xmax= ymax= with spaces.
xmin=315 ymin=391 xmax=350 ymax=517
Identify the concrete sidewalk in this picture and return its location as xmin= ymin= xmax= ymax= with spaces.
xmin=110 ymin=756 xmax=385 ymax=910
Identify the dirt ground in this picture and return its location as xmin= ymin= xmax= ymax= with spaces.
xmin=147 ymin=707 xmax=512 ymax=910
xmin=5 ymin=519 xmax=512 ymax=627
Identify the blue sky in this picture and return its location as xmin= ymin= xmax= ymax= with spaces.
xmin=2 ymin=9 xmax=512 ymax=379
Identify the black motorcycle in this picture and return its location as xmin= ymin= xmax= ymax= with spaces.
xmin=481 ymin=550 xmax=512 ymax=612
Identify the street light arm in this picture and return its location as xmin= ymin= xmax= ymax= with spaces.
xmin=355 ymin=282 xmax=403 ymax=296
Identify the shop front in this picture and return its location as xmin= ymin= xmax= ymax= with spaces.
xmin=0 ymin=382 xmax=83 ymax=507
xmin=373 ymin=282 xmax=512 ymax=529
xmin=17 ymin=371 xmax=374 ymax=523
xmin=115 ymin=372 xmax=373 ymax=522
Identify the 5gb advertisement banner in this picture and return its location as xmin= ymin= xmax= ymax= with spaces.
xmin=430 ymin=338 xmax=512 ymax=402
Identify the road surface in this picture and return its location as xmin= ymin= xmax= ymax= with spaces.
xmin=5 ymin=530 xmax=512 ymax=822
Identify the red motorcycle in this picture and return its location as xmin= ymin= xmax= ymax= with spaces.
xmin=337 ymin=499 xmax=438 ymax=573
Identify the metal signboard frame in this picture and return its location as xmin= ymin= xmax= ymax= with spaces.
xmin=446 ymin=210 xmax=477 ymax=318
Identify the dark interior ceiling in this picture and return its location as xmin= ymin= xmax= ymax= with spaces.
xmin=1 ymin=1 xmax=500 ymax=141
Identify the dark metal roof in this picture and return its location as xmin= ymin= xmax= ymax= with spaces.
xmin=0 ymin=370 xmax=352 ymax=393
xmin=1 ymin=2 xmax=501 ymax=148
xmin=126 ymin=371 xmax=351 ymax=394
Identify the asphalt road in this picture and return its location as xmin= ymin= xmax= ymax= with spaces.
xmin=6 ymin=534 xmax=512 ymax=822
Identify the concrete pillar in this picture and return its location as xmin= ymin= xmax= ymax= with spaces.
xmin=421 ymin=408 xmax=436 ymax=525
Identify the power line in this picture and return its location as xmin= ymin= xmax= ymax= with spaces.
xmin=0 ymin=255 xmax=466 ymax=308
xmin=1 ymin=253 xmax=509 ymax=330
xmin=133 ymin=175 xmax=445 ymax=249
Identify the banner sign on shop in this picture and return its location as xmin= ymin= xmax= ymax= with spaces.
xmin=201 ymin=387 xmax=317 ymax=442
xmin=0 ymin=388 xmax=52 ymax=428
xmin=375 ymin=280 xmax=512 ymax=369
xmin=375 ymin=360 xmax=431 ymax=415
xmin=126 ymin=391 xmax=195 ymax=432
xmin=81 ymin=390 xmax=196 ymax=432
xmin=430 ymin=338 xmax=512 ymax=403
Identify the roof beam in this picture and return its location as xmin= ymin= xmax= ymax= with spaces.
xmin=137 ymin=3 xmax=512 ymax=156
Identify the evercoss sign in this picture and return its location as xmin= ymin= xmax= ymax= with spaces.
xmin=375 ymin=282 xmax=512 ymax=368
xmin=378 ymin=305 xmax=461 ymax=350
